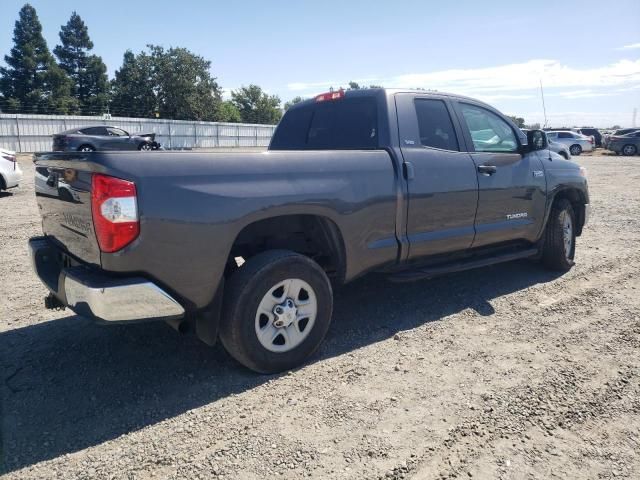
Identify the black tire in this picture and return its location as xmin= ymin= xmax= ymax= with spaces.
xmin=621 ymin=144 xmax=637 ymax=156
xmin=569 ymin=144 xmax=582 ymax=156
xmin=219 ymin=250 xmax=333 ymax=374
xmin=138 ymin=142 xmax=152 ymax=151
xmin=78 ymin=144 xmax=95 ymax=152
xmin=542 ymin=198 xmax=576 ymax=271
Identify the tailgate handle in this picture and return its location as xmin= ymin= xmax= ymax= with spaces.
xmin=477 ymin=165 xmax=497 ymax=176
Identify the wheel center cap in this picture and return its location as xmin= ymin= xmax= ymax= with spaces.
xmin=273 ymin=299 xmax=297 ymax=328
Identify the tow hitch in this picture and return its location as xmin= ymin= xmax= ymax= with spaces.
xmin=44 ymin=293 xmax=66 ymax=311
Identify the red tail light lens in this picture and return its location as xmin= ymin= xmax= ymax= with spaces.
xmin=91 ymin=174 xmax=139 ymax=253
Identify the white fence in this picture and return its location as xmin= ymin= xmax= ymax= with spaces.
xmin=0 ymin=114 xmax=277 ymax=152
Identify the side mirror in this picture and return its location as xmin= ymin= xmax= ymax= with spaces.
xmin=526 ymin=129 xmax=548 ymax=151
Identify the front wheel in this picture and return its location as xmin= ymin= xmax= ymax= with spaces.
xmin=219 ymin=250 xmax=333 ymax=373
xmin=542 ymin=198 xmax=576 ymax=271
xmin=569 ymin=144 xmax=582 ymax=156
xmin=138 ymin=142 xmax=152 ymax=151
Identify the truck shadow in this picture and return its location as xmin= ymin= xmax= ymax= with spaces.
xmin=1 ymin=260 xmax=561 ymax=473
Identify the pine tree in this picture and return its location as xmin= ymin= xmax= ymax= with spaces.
xmin=0 ymin=4 xmax=75 ymax=113
xmin=54 ymin=11 xmax=109 ymax=114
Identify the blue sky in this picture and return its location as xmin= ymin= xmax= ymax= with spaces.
xmin=1 ymin=0 xmax=639 ymax=127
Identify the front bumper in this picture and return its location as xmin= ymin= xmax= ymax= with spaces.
xmin=29 ymin=236 xmax=185 ymax=323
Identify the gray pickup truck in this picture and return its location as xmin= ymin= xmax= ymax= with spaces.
xmin=30 ymin=88 xmax=590 ymax=373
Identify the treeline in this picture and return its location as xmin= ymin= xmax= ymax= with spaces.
xmin=0 ymin=4 xmax=282 ymax=123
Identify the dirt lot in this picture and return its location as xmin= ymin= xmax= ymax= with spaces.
xmin=1 ymin=153 xmax=639 ymax=479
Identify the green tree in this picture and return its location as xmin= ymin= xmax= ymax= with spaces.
xmin=54 ymin=11 xmax=109 ymax=114
xmin=348 ymin=81 xmax=361 ymax=90
xmin=110 ymin=50 xmax=156 ymax=117
xmin=0 ymin=4 xmax=75 ymax=113
xmin=507 ymin=115 xmax=526 ymax=128
xmin=284 ymin=96 xmax=305 ymax=110
xmin=231 ymin=85 xmax=282 ymax=124
xmin=149 ymin=45 xmax=222 ymax=121
xmin=216 ymin=100 xmax=241 ymax=122
xmin=111 ymin=46 xmax=223 ymax=120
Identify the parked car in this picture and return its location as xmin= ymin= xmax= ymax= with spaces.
xmin=0 ymin=147 xmax=23 ymax=192
xmin=34 ymin=166 xmax=80 ymax=202
xmin=545 ymin=131 xmax=593 ymax=156
xmin=573 ymin=128 xmax=602 ymax=148
xmin=30 ymin=88 xmax=590 ymax=373
xmin=52 ymin=126 xmax=161 ymax=152
xmin=606 ymin=130 xmax=640 ymax=156
xmin=603 ymin=128 xmax=639 ymax=149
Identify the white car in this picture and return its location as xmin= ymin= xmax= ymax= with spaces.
xmin=0 ymin=148 xmax=23 ymax=192
xmin=545 ymin=131 xmax=593 ymax=156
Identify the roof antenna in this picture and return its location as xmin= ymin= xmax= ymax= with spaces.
xmin=540 ymin=79 xmax=548 ymax=129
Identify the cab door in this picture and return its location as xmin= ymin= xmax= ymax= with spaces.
xmin=452 ymin=101 xmax=547 ymax=248
xmin=395 ymin=94 xmax=479 ymax=260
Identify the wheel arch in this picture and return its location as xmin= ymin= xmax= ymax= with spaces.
xmin=227 ymin=213 xmax=347 ymax=285
xmin=550 ymin=187 xmax=587 ymax=236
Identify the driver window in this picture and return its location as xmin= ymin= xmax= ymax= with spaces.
xmin=107 ymin=128 xmax=125 ymax=136
xmin=459 ymin=103 xmax=518 ymax=153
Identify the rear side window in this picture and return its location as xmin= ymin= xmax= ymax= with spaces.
xmin=81 ymin=127 xmax=107 ymax=136
xmin=270 ymin=97 xmax=378 ymax=150
xmin=414 ymin=99 xmax=459 ymax=151
xmin=558 ymin=132 xmax=573 ymax=139
xmin=459 ymin=103 xmax=518 ymax=153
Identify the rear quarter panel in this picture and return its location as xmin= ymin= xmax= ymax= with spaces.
xmin=94 ymin=150 xmax=399 ymax=310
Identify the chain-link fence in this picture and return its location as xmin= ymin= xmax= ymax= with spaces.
xmin=0 ymin=113 xmax=277 ymax=152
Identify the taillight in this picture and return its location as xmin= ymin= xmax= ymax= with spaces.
xmin=91 ymin=174 xmax=139 ymax=253
xmin=315 ymin=89 xmax=345 ymax=102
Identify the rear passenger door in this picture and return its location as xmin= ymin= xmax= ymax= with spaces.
xmin=396 ymin=94 xmax=479 ymax=259
xmin=452 ymin=101 xmax=547 ymax=247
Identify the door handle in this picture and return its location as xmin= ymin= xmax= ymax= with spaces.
xmin=477 ymin=165 xmax=497 ymax=176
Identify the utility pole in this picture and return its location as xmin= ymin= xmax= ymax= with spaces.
xmin=540 ymin=79 xmax=548 ymax=128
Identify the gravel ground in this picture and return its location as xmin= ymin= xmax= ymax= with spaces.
xmin=1 ymin=153 xmax=639 ymax=479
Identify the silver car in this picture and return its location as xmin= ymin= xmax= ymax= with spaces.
xmin=52 ymin=126 xmax=160 ymax=152
xmin=545 ymin=131 xmax=593 ymax=156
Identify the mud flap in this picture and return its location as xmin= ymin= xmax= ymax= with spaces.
xmin=195 ymin=279 xmax=224 ymax=346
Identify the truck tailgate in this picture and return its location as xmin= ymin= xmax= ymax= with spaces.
xmin=34 ymin=153 xmax=102 ymax=265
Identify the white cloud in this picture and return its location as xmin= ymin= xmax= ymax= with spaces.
xmin=287 ymin=59 xmax=640 ymax=98
xmin=616 ymin=42 xmax=640 ymax=50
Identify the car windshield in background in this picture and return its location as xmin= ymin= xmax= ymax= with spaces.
xmin=270 ymin=96 xmax=378 ymax=150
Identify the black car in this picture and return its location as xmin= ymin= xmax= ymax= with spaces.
xmin=575 ymin=128 xmax=602 ymax=148
xmin=52 ymin=126 xmax=161 ymax=152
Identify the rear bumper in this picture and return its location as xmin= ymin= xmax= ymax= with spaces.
xmin=29 ymin=236 xmax=185 ymax=323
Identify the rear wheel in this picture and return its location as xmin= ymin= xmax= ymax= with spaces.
xmin=569 ymin=144 xmax=582 ymax=156
xmin=219 ymin=250 xmax=333 ymax=374
xmin=622 ymin=144 xmax=637 ymax=156
xmin=78 ymin=145 xmax=95 ymax=152
xmin=542 ymin=198 xmax=576 ymax=271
